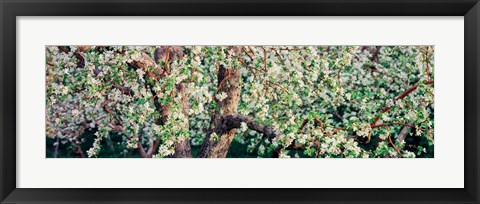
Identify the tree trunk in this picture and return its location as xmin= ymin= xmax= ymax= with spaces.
xmin=198 ymin=64 xmax=241 ymax=158
xmin=171 ymin=83 xmax=192 ymax=158
xmin=128 ymin=49 xmax=192 ymax=158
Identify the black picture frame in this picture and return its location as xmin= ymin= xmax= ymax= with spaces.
xmin=1 ymin=0 xmax=479 ymax=203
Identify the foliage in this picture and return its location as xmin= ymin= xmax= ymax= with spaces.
xmin=46 ymin=45 xmax=434 ymax=158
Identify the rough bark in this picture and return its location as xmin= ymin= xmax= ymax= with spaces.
xmin=224 ymin=115 xmax=282 ymax=141
xmin=171 ymin=83 xmax=192 ymax=158
xmin=199 ymin=64 xmax=242 ymax=158
xmin=396 ymin=122 xmax=414 ymax=143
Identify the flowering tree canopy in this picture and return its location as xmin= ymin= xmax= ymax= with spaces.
xmin=46 ymin=45 xmax=434 ymax=158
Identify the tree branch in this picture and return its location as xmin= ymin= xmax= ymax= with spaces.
xmin=128 ymin=50 xmax=191 ymax=157
xmin=396 ymin=122 xmax=414 ymax=143
xmin=386 ymin=125 xmax=402 ymax=156
xmin=371 ymin=80 xmax=434 ymax=127
xmin=213 ymin=114 xmax=283 ymax=141
xmin=136 ymin=130 xmax=149 ymax=158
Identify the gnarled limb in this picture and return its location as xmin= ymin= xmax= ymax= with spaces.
xmin=128 ymin=48 xmax=192 ymax=158
xmin=199 ymin=63 xmax=241 ymax=158
xmin=209 ymin=114 xmax=283 ymax=141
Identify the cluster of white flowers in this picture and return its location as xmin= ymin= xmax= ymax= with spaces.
xmin=156 ymin=140 xmax=175 ymax=157
xmin=87 ymin=137 xmax=102 ymax=157
xmin=216 ymin=92 xmax=228 ymax=101
xmin=46 ymin=45 xmax=434 ymax=158
xmin=240 ymin=122 xmax=248 ymax=132
xmin=356 ymin=123 xmax=372 ymax=138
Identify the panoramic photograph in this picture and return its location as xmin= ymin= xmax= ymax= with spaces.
xmin=46 ymin=45 xmax=434 ymax=158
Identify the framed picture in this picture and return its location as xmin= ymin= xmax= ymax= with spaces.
xmin=1 ymin=0 xmax=479 ymax=203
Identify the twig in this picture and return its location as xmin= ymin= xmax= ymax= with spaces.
xmin=371 ymin=122 xmax=415 ymax=129
xmin=190 ymin=67 xmax=196 ymax=83
xmin=274 ymin=49 xmax=285 ymax=65
xmin=386 ymin=125 xmax=402 ymax=156
xmin=314 ymin=117 xmax=324 ymax=129
xmin=267 ymin=81 xmax=288 ymax=93
xmin=333 ymin=112 xmax=343 ymax=120
xmin=370 ymin=80 xmax=434 ymax=128
xmin=337 ymin=66 xmax=343 ymax=86
xmin=261 ymin=46 xmax=267 ymax=70
xmin=242 ymin=46 xmax=254 ymax=61
xmin=164 ymin=47 xmax=171 ymax=75
xmin=298 ymin=119 xmax=309 ymax=134
xmin=237 ymin=57 xmax=257 ymax=80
